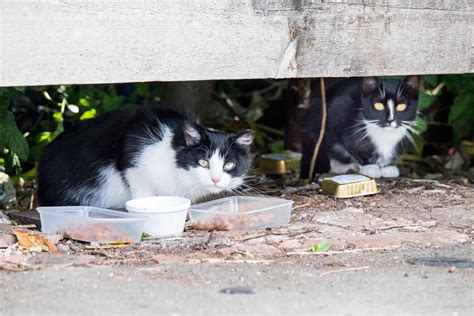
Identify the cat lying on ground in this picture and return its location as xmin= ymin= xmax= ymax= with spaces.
xmin=301 ymin=76 xmax=420 ymax=179
xmin=37 ymin=107 xmax=254 ymax=208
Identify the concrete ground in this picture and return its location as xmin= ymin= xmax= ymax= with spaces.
xmin=1 ymin=244 xmax=473 ymax=315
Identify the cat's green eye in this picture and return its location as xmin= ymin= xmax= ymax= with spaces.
xmin=224 ymin=161 xmax=236 ymax=171
xmin=396 ymin=103 xmax=407 ymax=111
xmin=374 ymin=102 xmax=385 ymax=111
xmin=198 ymin=159 xmax=209 ymax=168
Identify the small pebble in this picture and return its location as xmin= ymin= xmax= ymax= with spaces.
xmin=219 ymin=286 xmax=254 ymax=295
xmin=448 ymin=266 xmax=457 ymax=273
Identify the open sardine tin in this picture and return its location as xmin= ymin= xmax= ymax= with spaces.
xmin=321 ymin=174 xmax=379 ymax=198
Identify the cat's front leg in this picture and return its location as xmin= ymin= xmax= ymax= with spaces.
xmin=329 ymin=159 xmax=359 ymax=174
xmin=359 ymin=164 xmax=381 ymax=178
xmin=126 ymin=169 xmax=156 ymax=199
xmin=380 ymin=165 xmax=400 ymax=178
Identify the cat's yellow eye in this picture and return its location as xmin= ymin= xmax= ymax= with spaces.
xmin=396 ymin=103 xmax=407 ymax=111
xmin=374 ymin=102 xmax=385 ymax=111
xmin=198 ymin=159 xmax=209 ymax=168
xmin=224 ymin=161 xmax=236 ymax=171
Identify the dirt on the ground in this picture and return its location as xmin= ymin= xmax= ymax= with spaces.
xmin=0 ymin=176 xmax=472 ymax=271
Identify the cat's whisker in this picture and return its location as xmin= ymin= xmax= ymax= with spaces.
xmin=240 ymin=183 xmax=270 ymax=197
xmin=403 ymin=131 xmax=418 ymax=149
xmin=401 ymin=123 xmax=421 ymax=136
xmin=233 ymin=187 xmax=252 ymax=197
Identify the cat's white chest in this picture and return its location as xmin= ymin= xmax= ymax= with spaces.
xmin=366 ymin=124 xmax=407 ymax=164
xmin=125 ymin=128 xmax=204 ymax=201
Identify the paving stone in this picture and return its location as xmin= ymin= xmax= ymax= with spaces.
xmin=0 ymin=233 xmax=16 ymax=248
xmin=8 ymin=210 xmax=41 ymax=228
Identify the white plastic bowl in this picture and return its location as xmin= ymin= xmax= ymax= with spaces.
xmin=125 ymin=196 xmax=191 ymax=237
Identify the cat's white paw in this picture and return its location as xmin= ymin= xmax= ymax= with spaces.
xmin=380 ymin=165 xmax=400 ymax=178
xmin=359 ymin=164 xmax=381 ymax=178
xmin=330 ymin=159 xmax=359 ymax=174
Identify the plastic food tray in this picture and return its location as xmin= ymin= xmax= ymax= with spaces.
xmin=189 ymin=196 xmax=293 ymax=231
xmin=37 ymin=206 xmax=146 ymax=243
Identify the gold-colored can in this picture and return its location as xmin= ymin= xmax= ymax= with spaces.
xmin=259 ymin=152 xmax=302 ymax=174
xmin=322 ymin=174 xmax=379 ymax=198
xmin=461 ymin=140 xmax=474 ymax=156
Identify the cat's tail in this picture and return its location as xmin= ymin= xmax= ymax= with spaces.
xmin=300 ymin=98 xmax=330 ymax=180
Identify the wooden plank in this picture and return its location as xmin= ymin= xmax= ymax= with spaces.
xmin=0 ymin=0 xmax=472 ymax=86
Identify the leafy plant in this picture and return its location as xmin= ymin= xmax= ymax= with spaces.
xmin=309 ymin=240 xmax=330 ymax=252
xmin=0 ymin=83 xmax=161 ymax=174
xmin=418 ymin=74 xmax=474 ymax=144
xmin=0 ymin=88 xmax=29 ymax=172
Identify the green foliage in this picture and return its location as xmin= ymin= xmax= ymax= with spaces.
xmin=443 ymin=74 xmax=474 ymax=144
xmin=0 ymin=75 xmax=471 ymax=176
xmin=0 ymin=83 xmax=161 ymax=174
xmin=0 ymin=89 xmax=29 ymax=172
xmin=419 ymin=74 xmax=474 ymax=144
xmin=309 ymin=241 xmax=330 ymax=253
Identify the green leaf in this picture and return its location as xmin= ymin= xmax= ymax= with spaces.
xmin=0 ymin=91 xmax=10 ymax=112
xmin=451 ymin=111 xmax=474 ymax=144
xmin=135 ymin=83 xmax=150 ymax=97
xmin=52 ymin=111 xmax=63 ymax=123
xmin=79 ymin=98 xmax=90 ymax=107
xmin=309 ymin=241 xmax=330 ymax=252
xmin=141 ymin=232 xmax=152 ymax=238
xmin=38 ymin=132 xmax=53 ymax=143
xmin=449 ymin=94 xmax=473 ymax=123
xmin=0 ymin=126 xmax=5 ymax=149
xmin=414 ymin=116 xmax=428 ymax=134
xmin=0 ymin=111 xmax=29 ymax=160
xmin=418 ymin=92 xmax=437 ymax=110
xmin=103 ymin=95 xmax=125 ymax=112
xmin=317 ymin=241 xmax=330 ymax=252
xmin=442 ymin=74 xmax=474 ymax=94
xmin=422 ymin=75 xmax=438 ymax=88
xmin=80 ymin=108 xmax=97 ymax=120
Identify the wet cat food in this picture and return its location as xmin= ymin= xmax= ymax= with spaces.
xmin=189 ymin=196 xmax=293 ymax=231
xmin=37 ymin=206 xmax=146 ymax=243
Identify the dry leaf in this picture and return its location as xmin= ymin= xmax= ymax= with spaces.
xmin=12 ymin=229 xmax=58 ymax=253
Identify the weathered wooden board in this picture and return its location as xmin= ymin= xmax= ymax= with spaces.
xmin=0 ymin=0 xmax=472 ymax=86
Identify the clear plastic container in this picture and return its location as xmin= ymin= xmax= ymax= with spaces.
xmin=189 ymin=196 xmax=293 ymax=231
xmin=37 ymin=206 xmax=147 ymax=243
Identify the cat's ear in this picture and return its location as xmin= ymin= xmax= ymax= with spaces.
xmin=401 ymin=75 xmax=420 ymax=93
xmin=235 ymin=129 xmax=254 ymax=146
xmin=362 ymin=77 xmax=380 ymax=93
xmin=183 ymin=123 xmax=202 ymax=147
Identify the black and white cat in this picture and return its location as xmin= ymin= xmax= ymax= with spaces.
xmin=37 ymin=107 xmax=254 ymax=208
xmin=301 ymin=76 xmax=420 ymax=179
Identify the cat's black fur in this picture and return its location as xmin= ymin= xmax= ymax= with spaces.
xmin=37 ymin=106 xmax=254 ymax=207
xmin=300 ymin=76 xmax=420 ymax=179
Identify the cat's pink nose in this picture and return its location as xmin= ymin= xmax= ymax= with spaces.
xmin=211 ymin=176 xmax=221 ymax=184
